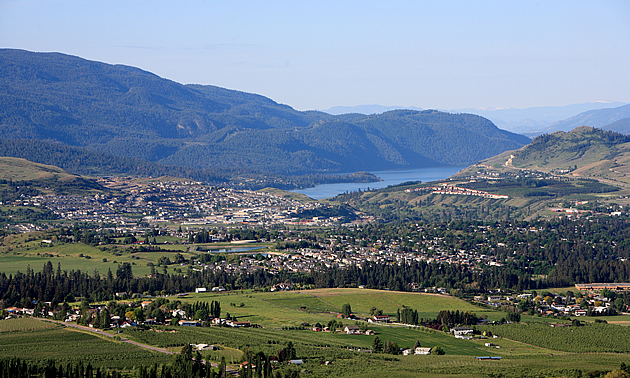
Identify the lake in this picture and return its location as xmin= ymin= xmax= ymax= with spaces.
xmin=293 ymin=166 xmax=466 ymax=200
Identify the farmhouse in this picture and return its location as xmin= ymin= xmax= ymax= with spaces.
xmin=415 ymin=347 xmax=432 ymax=355
xmin=178 ymin=320 xmax=199 ymax=326
xmin=344 ymin=325 xmax=361 ymax=335
xmin=371 ymin=315 xmax=390 ymax=323
xmin=228 ymin=320 xmax=251 ymax=328
xmin=452 ymin=327 xmax=474 ymax=338
xmin=195 ymin=287 xmax=207 ymax=293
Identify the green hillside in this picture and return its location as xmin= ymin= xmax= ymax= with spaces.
xmin=0 ymin=49 xmax=529 ymax=176
xmin=0 ymin=156 xmax=72 ymax=181
xmin=471 ymin=127 xmax=630 ymax=187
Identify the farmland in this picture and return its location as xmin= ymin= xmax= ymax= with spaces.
xmin=109 ymin=288 xmax=630 ymax=377
xmin=0 ymin=318 xmax=170 ymax=369
xmin=478 ymin=322 xmax=630 ymax=353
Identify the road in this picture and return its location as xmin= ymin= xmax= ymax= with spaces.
xmin=38 ymin=318 xmax=240 ymax=376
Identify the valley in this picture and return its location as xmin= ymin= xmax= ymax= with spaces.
xmin=1 ymin=49 xmax=630 ymax=378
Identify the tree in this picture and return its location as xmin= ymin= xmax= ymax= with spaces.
xmin=506 ymin=312 xmax=521 ymax=323
xmin=432 ymin=346 xmax=445 ymax=355
xmin=195 ymin=308 xmax=209 ymax=321
xmin=286 ymin=341 xmax=297 ymax=360
xmin=384 ymin=340 xmax=399 ymax=355
xmin=342 ymin=303 xmax=352 ymax=318
xmin=372 ymin=336 xmax=383 ymax=353
xmin=133 ymin=307 xmax=146 ymax=322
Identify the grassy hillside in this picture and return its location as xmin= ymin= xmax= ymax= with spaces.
xmin=469 ymin=127 xmax=630 ymax=188
xmin=0 ymin=157 xmax=106 ymax=205
xmin=0 ymin=157 xmax=73 ymax=181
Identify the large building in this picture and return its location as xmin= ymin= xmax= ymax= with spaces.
xmin=574 ymin=283 xmax=630 ymax=292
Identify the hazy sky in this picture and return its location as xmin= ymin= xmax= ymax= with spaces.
xmin=1 ymin=0 xmax=628 ymax=111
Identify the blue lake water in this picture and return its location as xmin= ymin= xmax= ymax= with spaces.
xmin=294 ymin=166 xmax=466 ymax=200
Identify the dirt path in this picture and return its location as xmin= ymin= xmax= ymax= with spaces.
xmin=39 ymin=318 xmax=174 ymax=354
xmin=37 ymin=318 xmax=240 ymax=376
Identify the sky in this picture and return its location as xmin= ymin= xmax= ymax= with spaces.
xmin=1 ymin=0 xmax=628 ymax=111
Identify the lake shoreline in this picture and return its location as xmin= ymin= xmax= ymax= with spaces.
xmin=293 ymin=166 xmax=466 ymax=200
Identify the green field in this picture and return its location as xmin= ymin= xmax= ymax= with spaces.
xmin=141 ymin=288 xmax=630 ymax=376
xmin=185 ymin=288 xmax=506 ymax=326
xmin=0 ymin=240 xmax=196 ymax=276
xmin=478 ymin=322 xmax=630 ymax=353
xmin=3 ymin=288 xmax=630 ymax=377
xmin=0 ymin=318 xmax=170 ymax=369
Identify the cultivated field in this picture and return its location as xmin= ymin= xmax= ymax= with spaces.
xmin=0 ymin=318 xmax=170 ymax=369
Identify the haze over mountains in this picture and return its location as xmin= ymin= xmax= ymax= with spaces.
xmin=324 ymin=102 xmax=629 ymax=136
xmin=0 ymin=49 xmax=529 ymax=180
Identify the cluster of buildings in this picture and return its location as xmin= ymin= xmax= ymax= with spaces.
xmin=6 ymin=179 xmax=352 ymax=232
xmin=473 ymin=290 xmax=626 ymax=317
xmin=404 ymin=184 xmax=509 ymax=199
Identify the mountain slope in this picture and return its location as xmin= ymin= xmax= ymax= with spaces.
xmin=541 ymin=104 xmax=630 ymax=134
xmin=451 ymin=102 xmax=627 ymax=134
xmin=0 ymin=49 xmax=529 ymax=175
xmin=603 ymin=118 xmax=630 ymax=135
xmin=462 ymin=127 xmax=630 ymax=188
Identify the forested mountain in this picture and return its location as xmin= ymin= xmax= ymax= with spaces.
xmin=0 ymin=49 xmax=529 ymax=176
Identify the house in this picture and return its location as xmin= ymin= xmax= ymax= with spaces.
xmin=344 ymin=325 xmax=361 ymax=335
xmin=484 ymin=342 xmax=494 ymax=347
xmin=211 ymin=286 xmax=226 ymax=292
xmin=414 ymin=347 xmax=432 ymax=355
xmin=289 ymin=360 xmax=304 ymax=365
xmin=487 ymin=296 xmax=502 ymax=301
xmin=372 ymin=315 xmax=390 ymax=323
xmin=574 ymin=310 xmax=587 ymax=317
xmin=195 ymin=287 xmax=207 ymax=293
xmin=178 ymin=320 xmax=199 ymax=327
xmin=365 ymin=329 xmax=375 ymax=335
xmin=402 ymin=348 xmax=413 ymax=356
xmin=140 ymin=301 xmax=152 ymax=309
xmin=452 ymin=327 xmax=474 ymax=338
xmin=172 ymin=309 xmax=186 ymax=318
xmin=191 ymin=344 xmax=217 ymax=351
xmin=228 ymin=321 xmax=251 ymax=328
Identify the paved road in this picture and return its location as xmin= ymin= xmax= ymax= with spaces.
xmin=38 ymin=318 xmax=240 ymax=375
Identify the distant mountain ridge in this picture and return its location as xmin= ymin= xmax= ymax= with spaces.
xmin=0 ymin=49 xmax=529 ymax=176
xmin=323 ymin=105 xmax=423 ymax=115
xmin=325 ymin=102 xmax=628 ymax=134
xmin=542 ymin=104 xmax=630 ymax=135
